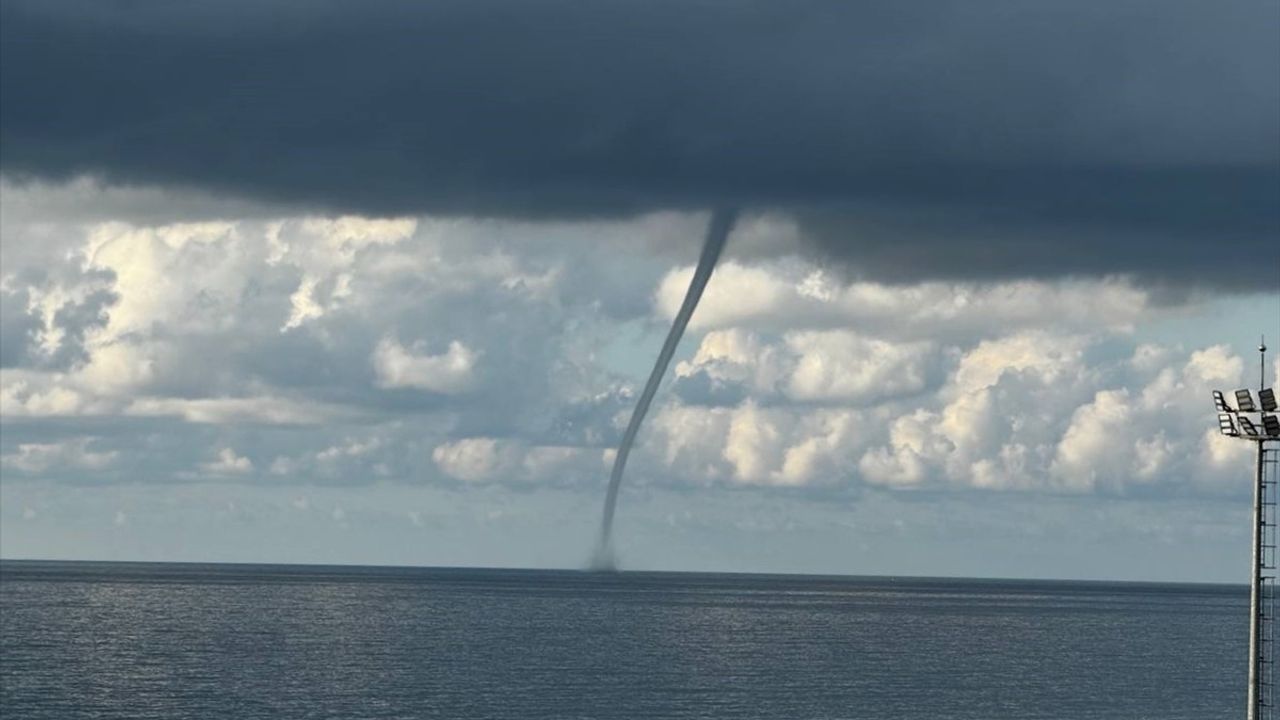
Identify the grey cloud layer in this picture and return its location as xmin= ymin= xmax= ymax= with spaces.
xmin=2 ymin=1 xmax=1277 ymax=284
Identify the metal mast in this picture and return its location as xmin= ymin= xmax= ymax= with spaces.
xmin=1217 ymin=339 xmax=1279 ymax=720
xmin=1259 ymin=433 xmax=1278 ymax=719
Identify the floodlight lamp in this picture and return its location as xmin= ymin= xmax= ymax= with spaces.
xmin=1237 ymin=389 xmax=1258 ymax=413
xmin=1214 ymin=390 xmax=1233 ymax=413
xmin=1260 ymin=388 xmax=1277 ymax=413
xmin=1263 ymin=415 xmax=1280 ymax=438
xmin=1239 ymin=416 xmax=1261 ymax=437
xmin=1220 ymin=413 xmax=1239 ymax=437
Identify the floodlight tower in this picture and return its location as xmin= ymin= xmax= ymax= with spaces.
xmin=1215 ymin=338 xmax=1280 ymax=720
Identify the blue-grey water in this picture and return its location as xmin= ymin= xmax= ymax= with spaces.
xmin=0 ymin=561 xmax=1244 ymax=719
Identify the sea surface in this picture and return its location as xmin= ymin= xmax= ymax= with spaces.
xmin=0 ymin=561 xmax=1245 ymax=719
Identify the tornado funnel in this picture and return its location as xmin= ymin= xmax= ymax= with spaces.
xmin=593 ymin=208 xmax=737 ymax=569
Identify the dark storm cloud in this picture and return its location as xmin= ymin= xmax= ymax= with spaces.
xmin=2 ymin=0 xmax=1277 ymax=284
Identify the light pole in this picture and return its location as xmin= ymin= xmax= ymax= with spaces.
xmin=1215 ymin=338 xmax=1279 ymax=720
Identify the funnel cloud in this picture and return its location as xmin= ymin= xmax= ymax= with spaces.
xmin=593 ymin=209 xmax=737 ymax=569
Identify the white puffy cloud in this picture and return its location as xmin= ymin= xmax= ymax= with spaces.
xmin=1046 ymin=345 xmax=1253 ymax=493
xmin=723 ymin=402 xmax=786 ymax=484
xmin=201 ymin=448 xmax=253 ymax=475
xmin=648 ymin=270 xmax=1258 ymax=499
xmin=858 ymin=410 xmax=940 ymax=488
xmin=0 ymin=373 xmax=110 ymax=417
xmin=83 ymin=220 xmax=247 ymax=337
xmin=372 ymin=337 xmax=478 ymax=393
xmin=675 ymin=328 xmax=933 ymax=405
xmin=948 ymin=332 xmax=1088 ymax=394
xmin=646 ymin=257 xmax=1256 ymax=497
xmin=0 ymin=180 xmax=1269 ymax=509
xmin=316 ymin=437 xmax=382 ymax=464
xmin=431 ymin=438 xmax=507 ymax=482
xmin=1 ymin=217 xmax=262 ymax=417
xmin=0 ymin=438 xmax=118 ymax=474
xmin=785 ymin=331 xmax=930 ymax=402
xmin=430 ymin=437 xmax=595 ymax=484
xmin=644 ymin=402 xmax=868 ymax=488
xmin=859 ymin=340 xmax=1253 ymax=494
xmin=272 ymin=216 xmax=418 ymax=330
xmin=0 ymin=190 xmax=590 ymax=433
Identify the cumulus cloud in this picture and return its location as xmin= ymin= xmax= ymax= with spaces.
xmin=638 ymin=400 xmax=869 ymax=488
xmin=643 ymin=333 xmax=1258 ymax=498
xmin=0 ymin=438 xmax=118 ymax=474
xmin=372 ymin=337 xmax=478 ymax=393
xmin=0 ymin=188 xmax=603 ymax=429
xmin=275 ymin=216 xmax=417 ymax=330
xmin=315 ymin=437 xmax=382 ymax=465
xmin=637 ymin=263 xmax=1263 ymax=499
xmin=675 ymin=328 xmax=934 ymax=406
xmin=0 ymin=373 xmax=110 ymax=418
xmin=858 ymin=341 xmax=1254 ymax=495
xmin=201 ymin=448 xmax=253 ymax=475
xmin=430 ymin=437 xmax=600 ymax=485
xmin=0 ymin=181 xmax=1270 ymax=505
xmin=431 ymin=438 xmax=507 ymax=483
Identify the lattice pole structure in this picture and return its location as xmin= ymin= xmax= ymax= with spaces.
xmin=1213 ymin=338 xmax=1279 ymax=720
xmin=1261 ymin=443 xmax=1279 ymax=717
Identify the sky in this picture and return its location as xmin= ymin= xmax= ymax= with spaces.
xmin=1 ymin=1 xmax=1278 ymax=582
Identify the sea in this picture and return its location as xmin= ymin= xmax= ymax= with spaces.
xmin=0 ymin=561 xmax=1245 ymax=719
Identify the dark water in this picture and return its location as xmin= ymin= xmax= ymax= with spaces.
xmin=0 ymin=561 xmax=1244 ymax=719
